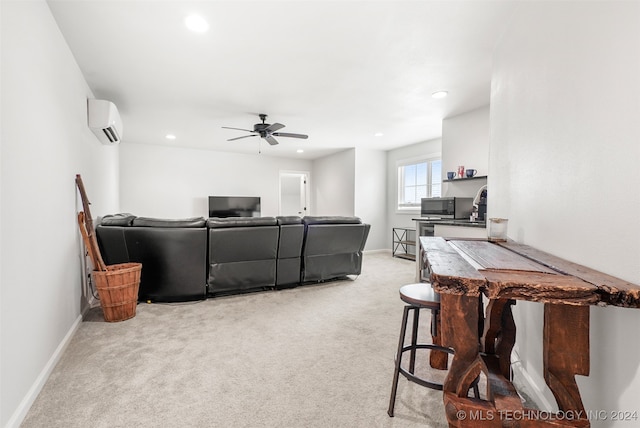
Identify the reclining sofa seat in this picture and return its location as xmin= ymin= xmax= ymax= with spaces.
xmin=96 ymin=215 xmax=208 ymax=302
xmin=300 ymin=216 xmax=371 ymax=283
xmin=207 ymin=217 xmax=280 ymax=295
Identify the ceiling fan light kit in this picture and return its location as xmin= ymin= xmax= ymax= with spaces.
xmin=222 ymin=114 xmax=308 ymax=146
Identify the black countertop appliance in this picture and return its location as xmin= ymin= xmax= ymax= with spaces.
xmin=477 ymin=188 xmax=487 ymax=221
xmin=420 ymin=197 xmax=473 ymax=219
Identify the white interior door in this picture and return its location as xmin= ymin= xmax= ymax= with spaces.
xmin=279 ymin=171 xmax=309 ymax=216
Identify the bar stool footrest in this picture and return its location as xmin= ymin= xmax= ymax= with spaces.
xmin=397 ymin=344 xmax=453 ymax=390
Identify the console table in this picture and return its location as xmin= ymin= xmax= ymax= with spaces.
xmin=420 ymin=237 xmax=640 ymax=428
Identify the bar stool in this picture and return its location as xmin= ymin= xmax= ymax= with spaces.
xmin=387 ymin=282 xmax=479 ymax=417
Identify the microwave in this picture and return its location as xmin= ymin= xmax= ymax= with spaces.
xmin=420 ymin=197 xmax=473 ymax=219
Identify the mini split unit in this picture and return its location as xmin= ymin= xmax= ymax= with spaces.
xmin=87 ymin=99 xmax=123 ymax=145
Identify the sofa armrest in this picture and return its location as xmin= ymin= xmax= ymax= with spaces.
xmin=100 ymin=213 xmax=137 ymax=226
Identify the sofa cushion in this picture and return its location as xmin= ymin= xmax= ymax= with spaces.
xmin=302 ymin=216 xmax=361 ymax=225
xmin=100 ymin=213 xmax=137 ymax=226
xmin=132 ymin=217 xmax=206 ymax=228
xmin=207 ymin=217 xmax=277 ymax=228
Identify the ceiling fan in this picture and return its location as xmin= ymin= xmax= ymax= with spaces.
xmin=222 ymin=114 xmax=308 ymax=146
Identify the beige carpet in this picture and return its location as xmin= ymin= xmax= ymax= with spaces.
xmin=21 ymin=253 xmax=451 ymax=428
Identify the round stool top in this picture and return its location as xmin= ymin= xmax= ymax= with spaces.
xmin=399 ymin=283 xmax=440 ymax=309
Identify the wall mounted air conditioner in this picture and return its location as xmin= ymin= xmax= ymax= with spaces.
xmin=87 ymin=99 xmax=123 ymax=145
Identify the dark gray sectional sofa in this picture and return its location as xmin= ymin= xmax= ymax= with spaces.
xmin=96 ymin=214 xmax=370 ymax=302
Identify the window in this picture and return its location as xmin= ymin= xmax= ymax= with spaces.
xmin=397 ymin=157 xmax=441 ymax=210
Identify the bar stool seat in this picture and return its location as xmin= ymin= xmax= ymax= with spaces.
xmin=387 ymin=282 xmax=478 ymax=417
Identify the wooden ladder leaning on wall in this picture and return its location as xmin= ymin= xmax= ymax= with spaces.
xmin=75 ymin=174 xmax=106 ymax=272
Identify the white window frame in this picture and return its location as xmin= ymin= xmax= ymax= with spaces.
xmin=396 ymin=153 xmax=442 ymax=214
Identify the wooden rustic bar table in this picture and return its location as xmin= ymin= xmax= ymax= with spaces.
xmin=420 ymin=237 xmax=640 ymax=428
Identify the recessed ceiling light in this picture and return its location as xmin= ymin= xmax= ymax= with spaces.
xmin=185 ymin=14 xmax=209 ymax=33
xmin=432 ymin=91 xmax=448 ymax=99
xmin=374 ymin=132 xmax=384 ymax=137
xmin=165 ymin=134 xmax=176 ymax=140
xmin=296 ymin=149 xmax=304 ymax=153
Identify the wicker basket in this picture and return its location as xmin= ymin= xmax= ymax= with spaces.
xmin=93 ymin=262 xmax=142 ymax=322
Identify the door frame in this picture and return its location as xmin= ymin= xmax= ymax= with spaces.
xmin=278 ymin=170 xmax=310 ymax=217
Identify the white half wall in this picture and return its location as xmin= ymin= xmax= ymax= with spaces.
xmin=312 ymin=149 xmax=355 ymax=217
xmin=119 ymin=143 xmax=312 ymax=218
xmin=312 ymin=148 xmax=385 ymax=251
xmin=354 ymin=148 xmax=386 ymax=250
xmin=490 ymin=2 xmax=640 ymax=425
xmin=1 ymin=1 xmax=119 ymax=425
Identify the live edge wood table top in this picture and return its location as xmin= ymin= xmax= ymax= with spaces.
xmin=419 ymin=237 xmax=640 ymax=428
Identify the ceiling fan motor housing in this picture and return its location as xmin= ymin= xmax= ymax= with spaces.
xmin=254 ymin=113 xmax=270 ymax=133
xmin=254 ymin=123 xmax=270 ymax=133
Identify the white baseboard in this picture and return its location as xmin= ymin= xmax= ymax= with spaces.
xmin=364 ymin=248 xmax=392 ymax=255
xmin=510 ymin=348 xmax=555 ymax=412
xmin=4 ymin=313 xmax=84 ymax=428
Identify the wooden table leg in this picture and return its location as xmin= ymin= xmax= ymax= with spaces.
xmin=441 ymin=294 xmax=527 ymax=427
xmin=482 ymin=299 xmax=516 ymax=379
xmin=543 ymin=304 xmax=590 ymax=415
xmin=430 ymin=307 xmax=449 ymax=370
xmin=429 ymin=290 xmax=480 ymax=370
xmin=441 ymin=293 xmax=495 ymax=427
xmin=441 ymin=293 xmax=482 ymax=395
xmin=480 ymin=298 xmax=523 ymax=424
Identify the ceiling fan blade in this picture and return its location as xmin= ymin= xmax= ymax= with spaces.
xmin=264 ymin=135 xmax=279 ymax=145
xmin=265 ymin=123 xmax=285 ymax=132
xmin=272 ymin=132 xmax=308 ymax=139
xmin=222 ymin=126 xmax=253 ymax=132
xmin=227 ymin=134 xmax=257 ymax=141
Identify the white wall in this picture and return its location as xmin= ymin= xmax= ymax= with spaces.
xmin=119 ymin=143 xmax=312 ymax=218
xmin=442 ymin=106 xmax=489 ymax=199
xmin=354 ymin=148 xmax=386 ymax=250
xmin=1 ymin=2 xmax=119 ymax=426
xmin=490 ymin=2 xmax=640 ymax=425
xmin=386 ymin=139 xmax=442 ymax=241
xmin=312 ymin=149 xmax=355 ymax=217
xmin=442 ymin=105 xmax=490 ymax=178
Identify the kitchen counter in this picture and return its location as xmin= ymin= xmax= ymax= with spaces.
xmin=412 ymin=217 xmax=486 ymax=228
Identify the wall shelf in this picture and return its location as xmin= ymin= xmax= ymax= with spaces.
xmin=443 ymin=175 xmax=487 ymax=183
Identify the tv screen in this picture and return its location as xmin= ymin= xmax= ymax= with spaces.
xmin=208 ymin=196 xmax=261 ymax=218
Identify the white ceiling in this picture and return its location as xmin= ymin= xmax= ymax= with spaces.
xmin=47 ymin=0 xmax=517 ymax=159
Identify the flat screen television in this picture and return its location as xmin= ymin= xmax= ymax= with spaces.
xmin=208 ymin=196 xmax=261 ymax=218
